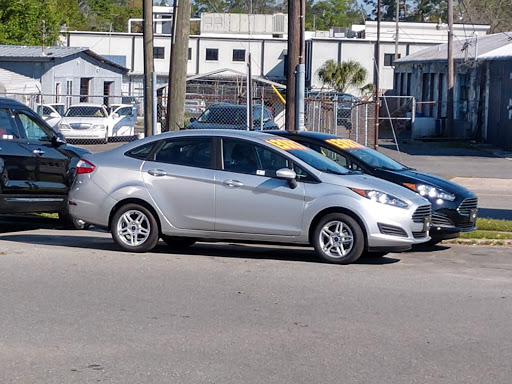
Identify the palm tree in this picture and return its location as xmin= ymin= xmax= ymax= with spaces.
xmin=317 ymin=59 xmax=375 ymax=95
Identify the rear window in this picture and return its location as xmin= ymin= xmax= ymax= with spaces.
xmin=125 ymin=142 xmax=157 ymax=160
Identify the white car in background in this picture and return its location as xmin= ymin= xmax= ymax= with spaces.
xmin=107 ymin=104 xmax=137 ymax=138
xmin=36 ymin=103 xmax=66 ymax=130
xmin=59 ymin=103 xmax=110 ymax=143
xmin=58 ymin=103 xmax=136 ymax=144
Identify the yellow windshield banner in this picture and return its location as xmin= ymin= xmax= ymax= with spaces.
xmin=326 ymin=138 xmax=364 ymax=150
xmin=265 ymin=139 xmax=307 ymax=151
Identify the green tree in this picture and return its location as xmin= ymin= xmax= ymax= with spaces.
xmin=307 ymin=0 xmax=361 ymax=30
xmin=0 ymin=0 xmax=61 ymax=45
xmin=317 ymin=59 xmax=375 ymax=95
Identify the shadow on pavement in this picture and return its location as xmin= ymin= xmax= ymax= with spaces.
xmin=379 ymin=140 xmax=499 ymax=158
xmin=478 ymin=208 xmax=512 ymax=221
xmin=1 ymin=228 xmax=402 ymax=265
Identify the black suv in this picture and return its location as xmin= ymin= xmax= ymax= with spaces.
xmin=0 ymin=97 xmax=90 ymax=228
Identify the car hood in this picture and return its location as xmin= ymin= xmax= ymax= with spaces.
xmin=377 ymin=168 xmax=475 ymax=198
xmin=321 ymin=172 xmax=430 ymax=206
xmin=61 ymin=116 xmax=108 ymax=124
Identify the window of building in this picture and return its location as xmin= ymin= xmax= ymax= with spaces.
xmin=384 ymin=53 xmax=400 ymax=67
xmin=232 ymin=49 xmax=245 ymax=62
xmin=188 ymin=47 xmax=192 ymax=60
xmin=80 ymin=78 xmax=91 ymax=102
xmin=154 ymin=47 xmax=165 ymax=59
xmin=206 ymin=48 xmax=219 ymax=61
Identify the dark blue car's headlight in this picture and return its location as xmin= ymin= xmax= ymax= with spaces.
xmin=403 ymin=183 xmax=456 ymax=201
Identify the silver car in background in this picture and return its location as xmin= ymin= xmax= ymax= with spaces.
xmin=69 ymin=130 xmax=431 ymax=264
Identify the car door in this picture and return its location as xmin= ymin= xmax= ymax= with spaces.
xmin=214 ymin=137 xmax=305 ymax=236
xmin=14 ymin=109 xmax=70 ymax=196
xmin=0 ymin=107 xmax=38 ymax=208
xmin=141 ymin=136 xmax=215 ymax=230
xmin=110 ymin=106 xmax=136 ymax=136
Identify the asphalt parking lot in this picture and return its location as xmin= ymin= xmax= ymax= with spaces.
xmin=1 ymin=225 xmax=511 ymax=384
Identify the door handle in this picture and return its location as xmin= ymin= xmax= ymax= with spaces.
xmin=223 ymin=179 xmax=244 ymax=188
xmin=32 ymin=149 xmax=45 ymax=156
xmin=148 ymin=169 xmax=168 ymax=177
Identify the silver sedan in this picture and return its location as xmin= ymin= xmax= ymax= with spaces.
xmin=69 ymin=130 xmax=432 ymax=264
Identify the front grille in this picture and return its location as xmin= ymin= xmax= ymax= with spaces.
xmin=432 ymin=214 xmax=455 ymax=227
xmin=413 ymin=231 xmax=428 ymax=239
xmin=412 ymin=204 xmax=432 ymax=223
xmin=70 ymin=123 xmax=92 ymax=130
xmin=458 ymin=197 xmax=478 ymax=216
xmin=378 ymin=223 xmax=408 ymax=238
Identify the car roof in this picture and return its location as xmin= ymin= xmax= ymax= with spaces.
xmin=68 ymin=103 xmax=105 ymax=108
xmin=0 ymin=97 xmax=29 ymax=108
xmin=269 ymin=130 xmax=343 ymax=141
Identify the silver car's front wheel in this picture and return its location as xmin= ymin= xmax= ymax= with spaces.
xmin=312 ymin=213 xmax=364 ymax=264
xmin=111 ymin=204 xmax=159 ymax=252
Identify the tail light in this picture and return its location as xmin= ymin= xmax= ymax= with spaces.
xmin=76 ymin=159 xmax=96 ymax=174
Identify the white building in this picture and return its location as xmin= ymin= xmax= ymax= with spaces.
xmin=62 ymin=10 xmax=490 ymax=97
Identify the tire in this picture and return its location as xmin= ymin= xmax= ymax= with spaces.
xmin=59 ymin=210 xmax=89 ymax=230
xmin=110 ymin=204 xmax=159 ymax=252
xmin=312 ymin=213 xmax=364 ymax=264
xmin=161 ymin=235 xmax=196 ymax=249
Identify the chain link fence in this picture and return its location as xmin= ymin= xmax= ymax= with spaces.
xmin=2 ymin=87 xmax=378 ymax=148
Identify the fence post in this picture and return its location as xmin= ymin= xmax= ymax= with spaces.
xmin=365 ymin=103 xmax=368 ymax=146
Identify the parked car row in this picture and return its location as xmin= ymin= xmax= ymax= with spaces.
xmin=1 ymin=96 xmax=478 ymax=265
xmin=37 ymin=102 xmax=137 ymax=143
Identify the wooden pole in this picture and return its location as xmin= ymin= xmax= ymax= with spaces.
xmin=143 ymin=0 xmax=154 ymax=137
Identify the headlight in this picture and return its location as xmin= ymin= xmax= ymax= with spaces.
xmin=92 ymin=124 xmax=106 ymax=130
xmin=403 ymin=183 xmax=455 ymax=201
xmin=59 ymin=123 xmax=70 ymax=130
xmin=350 ymin=188 xmax=409 ymax=209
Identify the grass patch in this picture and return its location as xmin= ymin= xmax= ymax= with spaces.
xmin=460 ymin=231 xmax=512 ymax=240
xmin=476 ymin=218 xmax=512 ymax=232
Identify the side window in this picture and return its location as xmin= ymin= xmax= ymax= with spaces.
xmin=15 ymin=111 xmax=53 ymax=141
xmin=117 ymin=107 xmax=132 ymax=117
xmin=125 ymin=142 xmax=157 ymax=160
xmin=319 ymin=146 xmax=348 ymax=168
xmin=223 ymin=138 xmax=290 ymax=176
xmin=0 ymin=109 xmax=20 ymax=139
xmin=154 ymin=137 xmax=212 ymax=168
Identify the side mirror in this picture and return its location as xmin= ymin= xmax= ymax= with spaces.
xmin=49 ymin=112 xmax=60 ymax=118
xmin=189 ymin=117 xmax=197 ymax=123
xmin=276 ymin=168 xmax=298 ymax=189
xmin=52 ymin=132 xmax=67 ymax=146
xmin=112 ymin=113 xmax=120 ymax=119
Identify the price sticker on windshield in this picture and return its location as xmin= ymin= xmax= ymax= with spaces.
xmin=326 ymin=139 xmax=364 ymax=150
xmin=266 ymin=139 xmax=307 ymax=151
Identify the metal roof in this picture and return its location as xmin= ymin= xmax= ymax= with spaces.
xmin=0 ymin=45 xmax=128 ymax=71
xmin=395 ymin=32 xmax=512 ymax=64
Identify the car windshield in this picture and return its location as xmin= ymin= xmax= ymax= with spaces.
xmin=265 ymin=139 xmax=349 ymax=175
xmin=349 ymin=147 xmax=408 ymax=170
xmin=65 ymin=106 xmax=107 ymax=118
xmin=197 ymin=107 xmax=244 ymax=125
xmin=52 ymin=105 xmax=65 ymax=115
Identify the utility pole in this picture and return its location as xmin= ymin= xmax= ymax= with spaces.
xmin=296 ymin=0 xmax=306 ymax=131
xmin=394 ymin=0 xmax=399 ymax=60
xmin=286 ymin=0 xmax=299 ymax=131
xmin=143 ymin=0 xmax=154 ymax=137
xmin=447 ymin=0 xmax=454 ymax=136
xmin=374 ymin=0 xmax=381 ymax=149
xmin=168 ymin=0 xmax=191 ymax=131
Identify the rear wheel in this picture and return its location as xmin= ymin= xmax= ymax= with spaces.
xmin=110 ymin=204 xmax=159 ymax=252
xmin=161 ymin=235 xmax=196 ymax=249
xmin=312 ymin=213 xmax=364 ymax=264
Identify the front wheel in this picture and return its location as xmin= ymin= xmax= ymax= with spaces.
xmin=312 ymin=213 xmax=364 ymax=264
xmin=110 ymin=204 xmax=159 ymax=252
